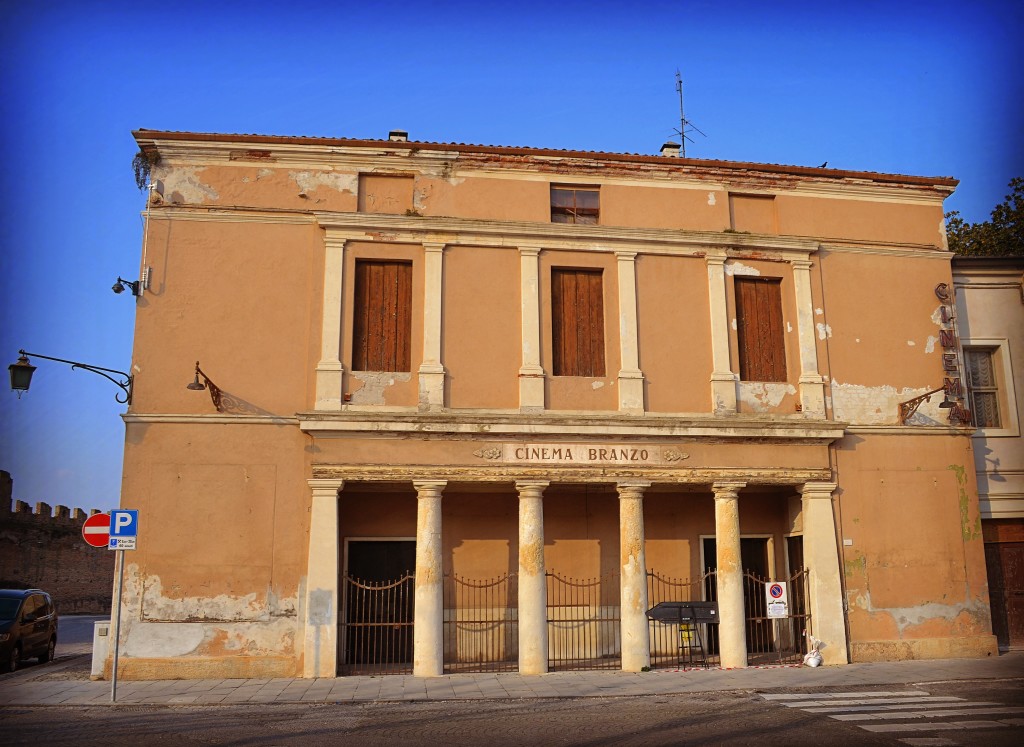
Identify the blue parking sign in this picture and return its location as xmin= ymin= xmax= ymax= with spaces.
xmin=110 ymin=510 xmax=138 ymax=538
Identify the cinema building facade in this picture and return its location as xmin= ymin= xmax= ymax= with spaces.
xmin=110 ymin=129 xmax=997 ymax=679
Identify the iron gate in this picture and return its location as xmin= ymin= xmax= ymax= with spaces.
xmin=647 ymin=570 xmax=721 ymax=668
xmin=646 ymin=568 xmax=812 ymax=668
xmin=443 ymin=573 xmax=518 ymax=673
xmin=338 ymin=573 xmax=414 ymax=675
xmin=546 ymin=573 xmax=621 ymax=671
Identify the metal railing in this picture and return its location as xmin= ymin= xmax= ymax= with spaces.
xmin=647 ymin=570 xmax=721 ymax=668
xmin=443 ymin=573 xmax=518 ymax=673
xmin=546 ymin=573 xmax=621 ymax=671
xmin=338 ymin=573 xmax=414 ymax=675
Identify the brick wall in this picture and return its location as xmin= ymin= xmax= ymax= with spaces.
xmin=0 ymin=470 xmax=115 ymax=614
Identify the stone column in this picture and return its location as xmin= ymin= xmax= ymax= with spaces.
xmin=315 ymin=234 xmax=348 ymax=410
xmin=616 ymin=252 xmax=645 ymax=414
xmin=303 ymin=479 xmax=342 ymax=678
xmin=418 ymin=243 xmax=446 ymax=409
xmin=792 ymin=258 xmax=826 ymax=417
xmin=413 ymin=480 xmax=446 ymax=677
xmin=713 ymin=480 xmax=747 ymax=668
xmin=618 ymin=480 xmax=651 ymax=672
xmin=706 ymin=252 xmax=738 ymax=413
xmin=801 ymin=482 xmax=849 ymax=665
xmin=516 ymin=480 xmax=549 ymax=674
xmin=518 ymin=246 xmax=545 ymax=410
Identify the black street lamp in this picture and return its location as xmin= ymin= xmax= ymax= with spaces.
xmin=8 ymin=349 xmax=133 ymax=404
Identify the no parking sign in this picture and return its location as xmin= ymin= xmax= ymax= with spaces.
xmin=766 ymin=581 xmax=789 ymax=618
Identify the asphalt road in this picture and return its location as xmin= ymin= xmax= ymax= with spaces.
xmin=2 ymin=680 xmax=1023 ymax=747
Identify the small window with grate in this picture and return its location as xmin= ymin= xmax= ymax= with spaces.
xmin=551 ymin=186 xmax=599 ymax=225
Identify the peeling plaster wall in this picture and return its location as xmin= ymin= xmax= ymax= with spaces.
xmin=738 ymin=382 xmax=796 ymax=412
xmin=836 ymin=434 xmax=997 ymax=660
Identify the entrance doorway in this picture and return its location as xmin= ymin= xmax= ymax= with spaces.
xmin=341 ymin=540 xmax=416 ymax=674
xmin=985 ymin=540 xmax=1024 ymax=649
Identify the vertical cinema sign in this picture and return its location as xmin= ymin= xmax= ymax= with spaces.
xmin=935 ymin=283 xmax=971 ymax=425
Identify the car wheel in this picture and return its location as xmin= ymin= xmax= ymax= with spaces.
xmin=5 ymin=645 xmax=19 ymax=673
xmin=39 ymin=637 xmax=55 ymax=664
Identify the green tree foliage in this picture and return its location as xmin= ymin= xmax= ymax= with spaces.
xmin=946 ymin=177 xmax=1023 ymax=256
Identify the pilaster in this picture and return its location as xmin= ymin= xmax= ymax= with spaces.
xmin=315 ymin=234 xmax=348 ymax=409
xmin=518 ymin=246 xmax=546 ymax=410
xmin=706 ymin=252 xmax=738 ymax=413
xmin=418 ymin=243 xmax=446 ymax=410
xmin=801 ymin=482 xmax=849 ymax=665
xmin=616 ymin=252 xmax=645 ymax=414
xmin=792 ymin=258 xmax=826 ymax=417
xmin=302 ymin=479 xmax=342 ymax=678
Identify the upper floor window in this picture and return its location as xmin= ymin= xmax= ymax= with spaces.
xmin=551 ymin=268 xmax=605 ymax=376
xmin=735 ymin=277 xmax=787 ymax=382
xmin=352 ymin=260 xmax=412 ymax=372
xmin=551 ymin=186 xmax=599 ymax=225
xmin=966 ymin=347 xmax=1001 ymax=428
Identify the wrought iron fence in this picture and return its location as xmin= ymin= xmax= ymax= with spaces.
xmin=443 ymin=573 xmax=518 ymax=673
xmin=338 ymin=573 xmax=414 ymax=675
xmin=646 ymin=568 xmax=812 ymax=668
xmin=546 ymin=573 xmax=621 ymax=671
xmin=647 ymin=570 xmax=721 ymax=669
xmin=743 ymin=568 xmax=812 ymax=665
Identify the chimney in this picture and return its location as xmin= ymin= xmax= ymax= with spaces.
xmin=388 ymin=129 xmax=409 ymax=143
xmin=660 ymin=141 xmax=681 ymax=158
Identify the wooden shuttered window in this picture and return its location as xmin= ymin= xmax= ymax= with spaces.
xmin=551 ymin=268 xmax=606 ymax=377
xmin=352 ymin=260 xmax=412 ymax=372
xmin=735 ymin=277 xmax=787 ymax=382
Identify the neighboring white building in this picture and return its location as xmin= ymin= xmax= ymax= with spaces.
xmin=954 ymin=255 xmax=1024 ymax=649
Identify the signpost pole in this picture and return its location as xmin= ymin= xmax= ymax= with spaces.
xmin=111 ymin=548 xmax=125 ymax=703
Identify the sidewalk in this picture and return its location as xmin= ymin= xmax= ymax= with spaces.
xmin=2 ymin=653 xmax=1022 ymax=707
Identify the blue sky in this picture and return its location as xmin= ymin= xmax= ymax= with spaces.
xmin=1 ymin=0 xmax=1022 ymax=513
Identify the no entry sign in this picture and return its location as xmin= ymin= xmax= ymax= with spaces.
xmin=82 ymin=513 xmax=111 ymax=548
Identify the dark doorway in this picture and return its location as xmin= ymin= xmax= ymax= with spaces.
xmin=342 ymin=540 xmax=416 ymax=673
xmin=985 ymin=541 xmax=1024 ymax=650
xmin=702 ymin=537 xmax=771 ymax=654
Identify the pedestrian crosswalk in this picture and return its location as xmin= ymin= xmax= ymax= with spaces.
xmin=760 ymin=689 xmax=1024 ymax=744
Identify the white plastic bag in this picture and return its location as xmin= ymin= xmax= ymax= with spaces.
xmin=803 ymin=635 xmax=823 ymax=667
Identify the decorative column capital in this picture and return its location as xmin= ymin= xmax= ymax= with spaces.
xmin=705 ymin=251 xmax=728 ymax=266
xmin=515 ymin=480 xmax=549 ymax=498
xmin=615 ymin=250 xmax=638 ymax=262
xmin=413 ymin=480 xmax=447 ymax=498
xmin=518 ymin=245 xmax=542 ymax=257
xmin=712 ymin=481 xmax=746 ymax=501
xmin=307 ymin=478 xmax=343 ymax=498
xmin=616 ymin=480 xmax=651 ymax=500
xmin=801 ymin=481 xmax=837 ymax=499
xmin=791 ymin=258 xmax=814 ymax=271
xmin=423 ymin=242 xmax=446 ymax=253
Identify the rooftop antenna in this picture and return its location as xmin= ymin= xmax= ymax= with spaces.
xmin=673 ymin=70 xmax=706 ymax=158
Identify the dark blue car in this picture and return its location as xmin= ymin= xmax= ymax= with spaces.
xmin=0 ymin=589 xmax=58 ymax=672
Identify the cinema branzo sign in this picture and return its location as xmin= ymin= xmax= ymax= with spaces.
xmin=473 ymin=444 xmax=688 ymax=465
